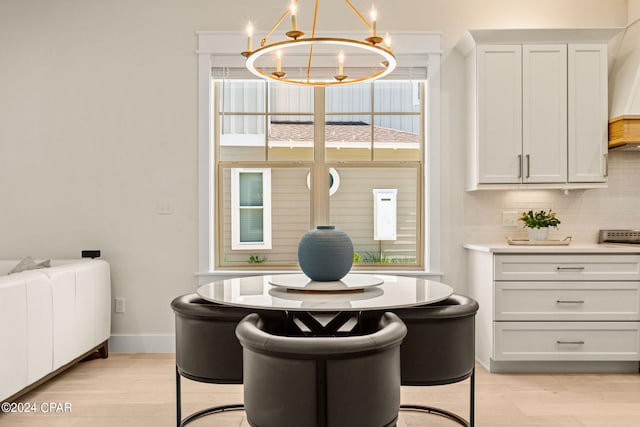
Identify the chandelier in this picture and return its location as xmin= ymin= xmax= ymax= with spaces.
xmin=241 ymin=0 xmax=396 ymax=86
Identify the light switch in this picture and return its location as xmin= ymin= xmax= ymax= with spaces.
xmin=157 ymin=199 xmax=173 ymax=215
xmin=114 ymin=297 xmax=125 ymax=313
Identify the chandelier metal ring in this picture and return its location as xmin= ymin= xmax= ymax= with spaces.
xmin=245 ymin=37 xmax=396 ymax=86
xmin=242 ymin=0 xmax=396 ymax=86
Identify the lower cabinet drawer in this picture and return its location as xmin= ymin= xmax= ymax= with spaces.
xmin=494 ymin=254 xmax=640 ymax=281
xmin=494 ymin=322 xmax=640 ymax=361
xmin=495 ymin=281 xmax=640 ymax=321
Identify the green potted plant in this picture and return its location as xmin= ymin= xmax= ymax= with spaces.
xmin=519 ymin=209 xmax=561 ymax=241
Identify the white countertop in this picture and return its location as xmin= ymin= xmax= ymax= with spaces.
xmin=463 ymin=241 xmax=640 ymax=253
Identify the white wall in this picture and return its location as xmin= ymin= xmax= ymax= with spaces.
xmin=0 ymin=0 xmax=629 ymax=350
xmin=630 ymin=0 xmax=640 ymax=23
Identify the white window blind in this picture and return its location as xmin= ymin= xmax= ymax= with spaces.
xmin=231 ymin=168 xmax=272 ymax=250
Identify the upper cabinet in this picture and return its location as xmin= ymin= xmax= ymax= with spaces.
xmin=460 ymin=29 xmax=621 ymax=191
xmin=474 ymin=44 xmax=523 ymax=185
xmin=524 ymin=44 xmax=568 ymax=184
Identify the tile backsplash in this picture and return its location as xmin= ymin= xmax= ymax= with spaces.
xmin=464 ymin=151 xmax=640 ymax=243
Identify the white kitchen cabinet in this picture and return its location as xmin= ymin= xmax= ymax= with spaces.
xmin=568 ymin=44 xmax=609 ymax=182
xmin=467 ymin=249 xmax=640 ymax=372
xmin=475 ymin=44 xmax=522 ymax=184
xmin=523 ymin=44 xmax=568 ymax=183
xmin=461 ymin=29 xmax=618 ymax=190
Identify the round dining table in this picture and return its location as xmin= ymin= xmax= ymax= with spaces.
xmin=197 ymin=273 xmax=453 ymax=335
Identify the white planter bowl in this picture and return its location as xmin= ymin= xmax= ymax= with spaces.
xmin=527 ymin=227 xmax=549 ymax=241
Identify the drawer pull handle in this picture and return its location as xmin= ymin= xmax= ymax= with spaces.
xmin=557 ymin=340 xmax=585 ymax=345
xmin=556 ymin=300 xmax=585 ymax=304
xmin=556 ymin=266 xmax=585 ymax=271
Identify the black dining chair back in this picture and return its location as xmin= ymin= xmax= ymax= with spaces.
xmin=171 ymin=293 xmax=251 ymax=426
xmin=391 ymin=294 xmax=479 ymax=427
xmin=235 ymin=311 xmax=407 ymax=427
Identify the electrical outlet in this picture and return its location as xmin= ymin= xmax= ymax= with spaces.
xmin=114 ymin=297 xmax=126 ymax=313
xmin=502 ymin=210 xmax=519 ymax=227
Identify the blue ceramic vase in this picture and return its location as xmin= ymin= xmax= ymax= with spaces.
xmin=297 ymin=225 xmax=354 ymax=281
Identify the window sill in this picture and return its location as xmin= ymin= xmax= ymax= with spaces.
xmin=196 ymin=269 xmax=444 ymax=285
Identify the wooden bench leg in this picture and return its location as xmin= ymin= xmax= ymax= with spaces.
xmin=98 ymin=340 xmax=109 ymax=358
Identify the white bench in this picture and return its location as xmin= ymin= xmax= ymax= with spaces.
xmin=0 ymin=259 xmax=111 ymax=401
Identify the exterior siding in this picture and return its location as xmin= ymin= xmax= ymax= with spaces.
xmin=221 ymin=165 xmax=418 ymax=267
xmin=222 ymin=167 xmax=311 ymax=266
xmin=330 ymin=167 xmax=419 ymax=263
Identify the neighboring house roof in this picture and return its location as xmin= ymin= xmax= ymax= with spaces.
xmin=268 ymin=122 xmax=419 ymax=148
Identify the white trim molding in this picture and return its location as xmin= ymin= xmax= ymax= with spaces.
xmin=197 ymin=31 xmax=442 ymax=275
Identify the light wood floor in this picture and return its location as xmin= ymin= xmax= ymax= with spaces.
xmin=1 ymin=353 xmax=640 ymax=427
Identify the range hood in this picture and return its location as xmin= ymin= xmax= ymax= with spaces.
xmin=609 ymin=115 xmax=640 ymax=150
xmin=609 ymin=18 xmax=640 ymax=151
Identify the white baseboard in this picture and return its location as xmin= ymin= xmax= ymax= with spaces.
xmin=109 ymin=334 xmax=175 ymax=353
xmin=487 ymin=359 xmax=640 ymax=374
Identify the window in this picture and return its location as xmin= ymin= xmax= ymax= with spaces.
xmin=231 ymin=168 xmax=271 ymax=250
xmin=197 ymin=32 xmax=442 ymax=275
xmin=215 ymin=80 xmax=423 ymax=269
xmin=306 ymin=168 xmax=340 ymax=196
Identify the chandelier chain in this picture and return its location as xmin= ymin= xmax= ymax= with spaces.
xmin=261 ymin=8 xmax=292 ymax=47
xmin=343 ymin=0 xmax=372 ymax=30
xmin=306 ymin=0 xmax=320 ymax=82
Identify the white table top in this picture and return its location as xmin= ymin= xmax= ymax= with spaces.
xmin=196 ymin=274 xmax=454 ymax=312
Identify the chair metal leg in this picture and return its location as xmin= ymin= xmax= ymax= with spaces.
xmin=399 ymin=369 xmax=475 ymax=427
xmin=470 ymin=367 xmax=475 ymax=427
xmin=400 ymin=404 xmax=470 ymax=427
xmin=176 ymin=367 xmax=181 ymax=427
xmin=179 ymin=403 xmax=245 ymax=427
xmin=175 ymin=365 xmax=245 ymax=427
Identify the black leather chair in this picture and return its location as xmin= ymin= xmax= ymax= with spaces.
xmin=171 ymin=293 xmax=254 ymax=426
xmin=235 ymin=311 xmax=407 ymax=427
xmin=392 ymin=294 xmax=479 ymax=427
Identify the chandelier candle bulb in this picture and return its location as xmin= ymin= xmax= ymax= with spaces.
xmin=290 ymin=2 xmax=297 ymax=31
xmin=246 ymin=22 xmax=253 ymax=52
xmin=370 ymin=6 xmax=377 ymax=36
xmin=334 ymin=50 xmax=347 ymax=81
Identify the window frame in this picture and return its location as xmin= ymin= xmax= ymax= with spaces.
xmin=218 ymin=82 xmax=423 ymax=270
xmin=196 ymin=31 xmax=442 ymax=279
xmin=230 ymin=167 xmax=272 ymax=250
